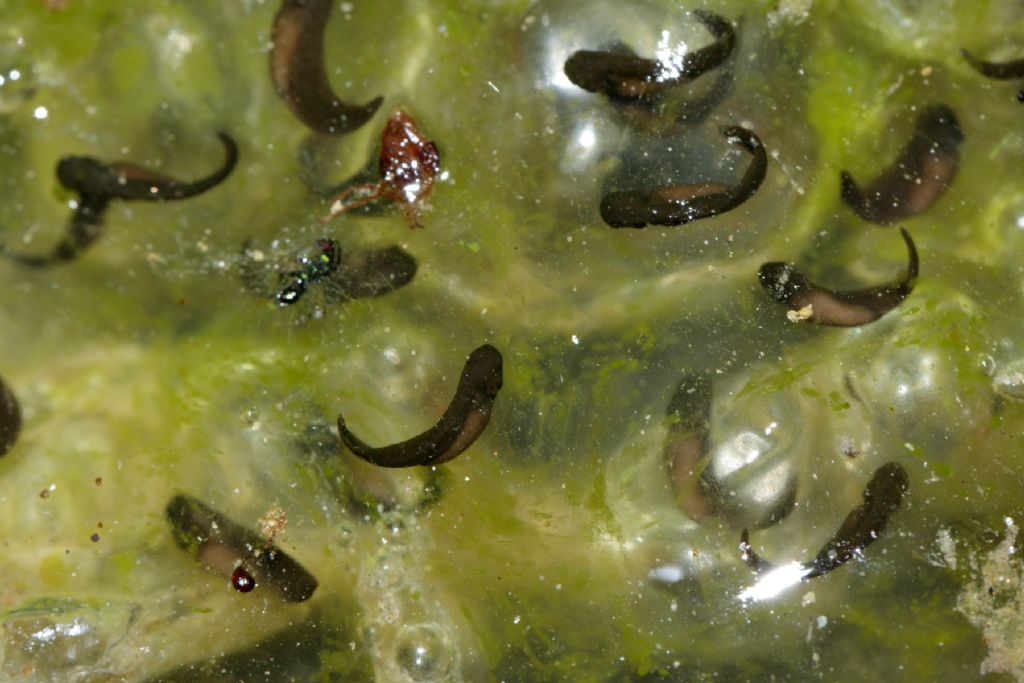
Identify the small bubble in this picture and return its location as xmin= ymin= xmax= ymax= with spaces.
xmin=395 ymin=623 xmax=453 ymax=681
xmin=32 ymin=105 xmax=47 ymax=120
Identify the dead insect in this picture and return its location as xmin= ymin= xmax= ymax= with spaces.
xmin=240 ymin=239 xmax=417 ymax=306
xmin=275 ymin=238 xmax=342 ymax=306
xmin=322 ymin=109 xmax=441 ymax=229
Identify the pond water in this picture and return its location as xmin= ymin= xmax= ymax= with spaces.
xmin=1 ymin=1 xmax=1024 ymax=681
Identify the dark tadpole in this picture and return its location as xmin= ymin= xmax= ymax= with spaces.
xmin=270 ymin=0 xmax=383 ymax=135
xmin=600 ymin=125 xmax=766 ymax=228
xmin=0 ymin=375 xmax=21 ymax=457
xmin=759 ymin=227 xmax=918 ymax=327
xmin=322 ymin=245 xmax=418 ymax=303
xmin=55 ymin=131 xmax=238 ymax=202
xmin=740 ymin=462 xmax=909 ymax=579
xmin=165 ymin=494 xmax=318 ymax=603
xmin=4 ymin=132 xmax=238 ymax=267
xmin=961 ymin=48 xmax=1024 ymax=80
xmin=840 ymin=105 xmax=961 ymax=224
xmin=337 ymin=344 xmax=504 ymax=468
xmin=664 ymin=375 xmax=714 ymax=521
xmin=564 ymin=10 xmax=735 ymax=100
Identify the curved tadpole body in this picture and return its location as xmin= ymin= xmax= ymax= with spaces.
xmin=337 ymin=344 xmax=504 ymax=468
xmin=759 ymin=228 xmax=918 ymax=327
xmin=601 ymin=125 xmax=766 ymax=228
xmin=270 ymin=0 xmax=383 ymax=135
xmin=564 ymin=10 xmax=735 ymax=100
xmin=5 ymin=133 xmax=238 ymax=267
xmin=840 ymin=105 xmax=962 ymax=224
xmin=0 ymin=375 xmax=21 ymax=457
xmin=961 ymin=48 xmax=1024 ymax=80
xmin=55 ymin=132 xmax=239 ymax=202
xmin=165 ymin=494 xmax=318 ymax=603
xmin=740 ymin=462 xmax=909 ymax=579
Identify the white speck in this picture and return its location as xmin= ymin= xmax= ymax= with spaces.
xmin=33 ymin=105 xmax=47 ymax=120
xmin=555 ymin=583 xmax=562 ymax=591
xmin=816 ymin=615 xmax=828 ymax=629
xmin=571 ymin=335 xmax=579 ymax=345
xmin=801 ymin=591 xmax=816 ymax=606
xmin=1016 ymin=215 xmax=1024 ymax=230
xmin=9 ymin=69 xmax=20 ymax=81
xmin=464 ymin=476 xmax=470 ymax=481
xmin=513 ymin=615 xmax=521 ymax=624
xmin=904 ymin=442 xmax=916 ymax=452
xmin=487 ymin=80 xmax=500 ymax=93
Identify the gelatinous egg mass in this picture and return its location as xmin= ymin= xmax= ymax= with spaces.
xmin=1 ymin=2 xmax=1023 ymax=683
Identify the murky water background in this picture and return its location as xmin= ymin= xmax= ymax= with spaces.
xmin=2 ymin=1 xmax=1024 ymax=681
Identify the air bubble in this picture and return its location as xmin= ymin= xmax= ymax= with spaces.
xmin=394 ymin=623 xmax=453 ymax=681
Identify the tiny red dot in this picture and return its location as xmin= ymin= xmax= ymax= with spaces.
xmin=231 ymin=566 xmax=255 ymax=593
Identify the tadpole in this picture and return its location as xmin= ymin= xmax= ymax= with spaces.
xmin=961 ymin=48 xmax=1024 ymax=80
xmin=759 ymin=228 xmax=918 ymax=327
xmin=600 ymin=125 xmax=766 ymax=228
xmin=664 ymin=375 xmax=714 ymax=521
xmin=840 ymin=105 xmax=962 ymax=224
xmin=5 ymin=132 xmax=238 ymax=266
xmin=0 ymin=375 xmax=20 ymax=457
xmin=240 ymin=240 xmax=417 ymax=306
xmin=270 ymin=0 xmax=383 ymax=135
xmin=165 ymin=494 xmax=318 ymax=603
xmin=740 ymin=462 xmax=909 ymax=579
xmin=337 ymin=344 xmax=503 ymax=468
xmin=564 ymin=10 xmax=735 ymax=101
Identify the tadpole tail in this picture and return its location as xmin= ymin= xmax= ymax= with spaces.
xmin=961 ymin=48 xmax=1024 ymax=80
xmin=3 ymin=194 xmax=109 ymax=267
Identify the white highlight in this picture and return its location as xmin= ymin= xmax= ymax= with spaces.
xmin=738 ymin=562 xmax=811 ymax=602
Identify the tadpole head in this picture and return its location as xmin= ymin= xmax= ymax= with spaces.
xmin=758 ymin=262 xmax=797 ymax=303
xmin=55 ymin=156 xmax=106 ymax=193
xmin=469 ymin=344 xmax=504 ymax=397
